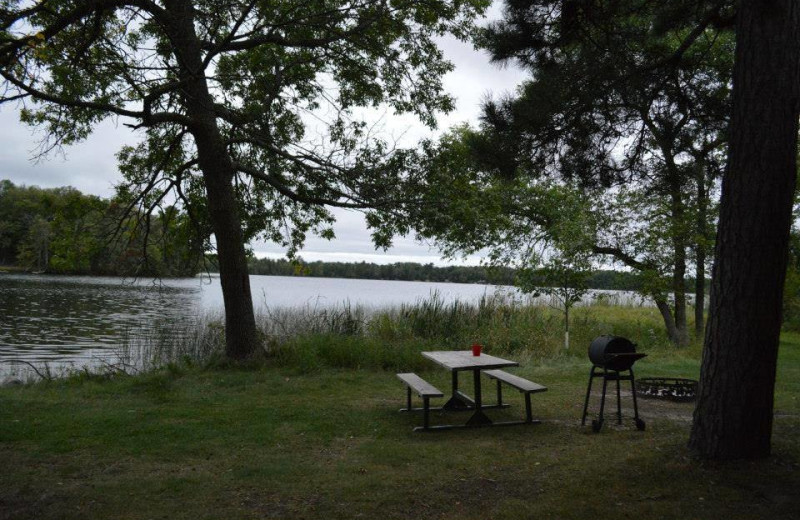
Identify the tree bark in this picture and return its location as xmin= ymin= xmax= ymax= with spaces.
xmin=694 ymin=162 xmax=708 ymax=338
xmin=669 ymin=176 xmax=690 ymax=347
xmin=689 ymin=0 xmax=800 ymax=460
xmin=655 ymin=296 xmax=679 ymax=344
xmin=165 ymin=0 xmax=259 ymax=360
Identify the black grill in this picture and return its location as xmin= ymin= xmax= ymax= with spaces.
xmin=588 ymin=335 xmax=647 ymax=371
xmin=581 ymin=335 xmax=647 ymax=432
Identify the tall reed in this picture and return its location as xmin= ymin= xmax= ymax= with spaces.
xmin=108 ymin=293 xmax=677 ymax=375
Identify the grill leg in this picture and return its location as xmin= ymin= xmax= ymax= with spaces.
xmin=581 ymin=366 xmax=597 ymax=426
xmin=616 ymin=376 xmax=622 ymax=424
xmin=629 ymin=368 xmax=646 ymax=431
xmin=596 ymin=368 xmax=609 ymax=428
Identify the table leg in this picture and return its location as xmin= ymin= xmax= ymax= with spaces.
xmin=465 ymin=368 xmax=492 ymax=427
xmin=443 ymin=370 xmax=474 ymax=410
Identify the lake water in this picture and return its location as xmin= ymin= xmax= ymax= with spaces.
xmin=0 ymin=272 xmax=649 ymax=375
xmin=0 ymin=272 xmax=525 ymax=372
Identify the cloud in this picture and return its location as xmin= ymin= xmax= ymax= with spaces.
xmin=0 ymin=109 xmax=130 ymax=197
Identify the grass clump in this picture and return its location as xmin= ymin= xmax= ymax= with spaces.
xmin=271 ymin=334 xmax=433 ymax=374
xmin=254 ymin=294 xmax=693 ymax=373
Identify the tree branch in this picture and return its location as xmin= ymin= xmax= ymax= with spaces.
xmin=1 ymin=70 xmax=192 ymax=128
xmin=232 ymin=161 xmax=373 ymax=209
xmin=592 ymin=245 xmax=655 ymax=272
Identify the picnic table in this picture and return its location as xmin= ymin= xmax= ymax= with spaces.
xmin=398 ymin=350 xmax=548 ymax=431
xmin=421 ymin=350 xmax=519 ymax=427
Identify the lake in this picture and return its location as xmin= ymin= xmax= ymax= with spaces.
xmin=0 ymin=272 xmax=649 ymax=376
xmin=0 ymin=272 xmax=524 ymax=373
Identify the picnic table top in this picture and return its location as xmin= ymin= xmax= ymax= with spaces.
xmin=421 ymin=350 xmax=519 ymax=371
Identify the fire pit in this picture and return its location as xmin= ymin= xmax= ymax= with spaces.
xmin=636 ymin=378 xmax=698 ymax=402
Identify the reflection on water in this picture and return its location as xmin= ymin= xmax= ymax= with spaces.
xmin=0 ymin=274 xmax=204 ymax=368
xmin=0 ymin=272 xmax=515 ymax=372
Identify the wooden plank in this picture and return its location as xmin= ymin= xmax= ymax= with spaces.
xmin=396 ymin=373 xmax=444 ymax=397
xmin=421 ymin=351 xmax=519 ymax=371
xmin=484 ymin=369 xmax=547 ymax=394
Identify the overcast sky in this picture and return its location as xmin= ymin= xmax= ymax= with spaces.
xmin=0 ymin=3 xmax=527 ymax=266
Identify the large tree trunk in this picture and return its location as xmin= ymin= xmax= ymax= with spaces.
xmin=694 ymin=250 xmax=705 ymax=336
xmin=201 ymin=169 xmax=259 ymax=360
xmin=167 ymin=0 xmax=259 ymax=360
xmin=688 ymin=0 xmax=800 ymax=460
xmin=694 ymin=163 xmax=708 ymax=338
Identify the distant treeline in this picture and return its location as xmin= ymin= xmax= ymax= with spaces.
xmin=0 ymin=180 xmax=204 ymax=277
xmin=246 ymin=257 xmax=650 ymax=291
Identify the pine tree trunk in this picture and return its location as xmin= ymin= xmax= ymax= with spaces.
xmin=689 ymin=0 xmax=800 ymax=460
xmin=694 ymin=251 xmax=705 ymax=337
xmin=694 ymin=165 xmax=708 ymax=338
xmin=166 ymin=0 xmax=259 ymax=360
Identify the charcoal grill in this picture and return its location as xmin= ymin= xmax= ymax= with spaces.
xmin=581 ymin=335 xmax=647 ymax=432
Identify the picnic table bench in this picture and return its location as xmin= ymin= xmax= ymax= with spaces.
xmin=484 ymin=369 xmax=548 ymax=424
xmin=397 ymin=372 xmax=443 ymax=431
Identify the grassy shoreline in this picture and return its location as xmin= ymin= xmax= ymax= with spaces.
xmin=114 ymin=298 xmax=687 ymax=377
xmin=2 ymin=305 xmax=799 ymax=518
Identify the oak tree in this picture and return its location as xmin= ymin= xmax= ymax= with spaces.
xmin=0 ymin=0 xmax=488 ymax=359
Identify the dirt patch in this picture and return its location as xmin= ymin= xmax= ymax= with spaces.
xmin=586 ymin=388 xmax=695 ymax=423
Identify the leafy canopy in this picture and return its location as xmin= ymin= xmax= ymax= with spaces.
xmin=1 ymin=0 xmax=489 ymax=253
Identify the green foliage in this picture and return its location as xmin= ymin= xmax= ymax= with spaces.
xmin=520 ymin=250 xmax=592 ymax=347
xmin=0 ymin=180 xmax=204 ymax=276
xmin=252 ymin=295 xmax=685 ymax=373
xmin=248 ymin=256 xmax=517 ymax=284
xmin=0 ymin=0 xmax=491 ymax=255
xmin=783 ymin=231 xmax=800 ymax=330
xmin=400 ymin=2 xmax=733 ymax=344
xmin=246 ymin=256 xmax=675 ymax=291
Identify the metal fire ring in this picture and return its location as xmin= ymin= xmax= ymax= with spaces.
xmin=636 ymin=378 xmax=698 ymax=402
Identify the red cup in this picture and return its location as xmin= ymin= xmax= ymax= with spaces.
xmin=472 ymin=343 xmax=482 ymax=356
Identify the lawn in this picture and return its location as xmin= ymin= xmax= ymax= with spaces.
xmin=1 ymin=332 xmax=799 ymax=519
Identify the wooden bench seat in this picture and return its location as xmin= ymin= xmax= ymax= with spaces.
xmin=483 ymin=369 xmax=547 ymax=424
xmin=397 ymin=373 xmax=443 ymax=431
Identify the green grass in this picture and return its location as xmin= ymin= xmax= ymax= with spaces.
xmin=2 ymin=328 xmax=799 ymax=519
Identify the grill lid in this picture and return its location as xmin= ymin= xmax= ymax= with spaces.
xmin=588 ymin=335 xmax=646 ymax=371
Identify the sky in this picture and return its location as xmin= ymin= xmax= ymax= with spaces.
xmin=0 ymin=3 xmax=528 ymax=266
